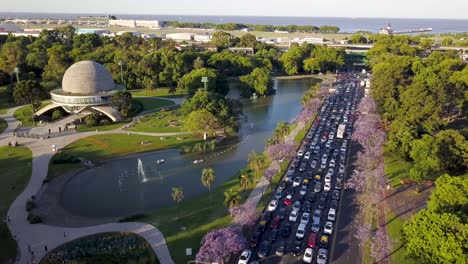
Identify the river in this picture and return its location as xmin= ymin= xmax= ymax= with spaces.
xmin=60 ymin=78 xmax=316 ymax=218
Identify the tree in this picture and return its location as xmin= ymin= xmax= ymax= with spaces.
xmin=441 ymin=38 xmax=453 ymax=46
xmin=224 ymin=189 xmax=241 ymax=209
xmin=201 ymin=168 xmax=215 ymax=192
xmin=42 ymin=44 xmax=72 ymax=89
xmin=238 ymin=33 xmax=259 ymax=48
xmin=84 ymin=114 xmax=98 ymax=127
xmin=211 ymin=31 xmax=238 ymax=49
xmin=279 ymin=44 xmax=312 ymax=75
xmin=239 ymin=169 xmax=252 ymax=192
xmin=51 ymin=109 xmax=63 ymax=120
xmin=185 ymin=109 xmax=220 ymax=134
xmin=229 ymin=202 xmax=258 ymax=228
xmin=435 ymin=130 xmax=468 ymax=175
xmin=426 ymin=174 xmax=468 ymax=218
xmin=171 ymin=187 xmax=184 ymax=219
xmin=195 ymin=225 xmax=247 ymax=263
xmin=193 ymin=57 xmax=205 ymax=69
xmin=178 ymin=68 xmax=221 ymax=95
xmin=12 ymin=80 xmax=46 ymax=110
xmin=350 ymin=34 xmax=368 ymax=44
xmin=409 ymin=135 xmax=440 ymax=191
xmin=239 ymin=67 xmax=273 ymax=96
xmin=370 ymin=226 xmax=392 ymax=262
xmin=110 ymin=91 xmax=133 ymax=119
xmin=248 ymin=150 xmax=266 ymax=180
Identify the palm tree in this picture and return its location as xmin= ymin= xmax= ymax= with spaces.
xmin=171 ymin=187 xmax=184 ymax=219
xmin=224 ymin=189 xmax=241 ymax=209
xmin=239 ymin=169 xmax=251 ymax=193
xmin=248 ymin=151 xmax=266 ymax=180
xmin=201 ymin=168 xmax=215 ymax=192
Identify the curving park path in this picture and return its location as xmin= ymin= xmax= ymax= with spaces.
xmin=1 ymin=106 xmax=179 ymax=263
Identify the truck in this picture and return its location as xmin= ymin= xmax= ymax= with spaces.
xmin=337 ymin=124 xmax=346 ymax=139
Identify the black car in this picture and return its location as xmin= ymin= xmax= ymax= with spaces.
xmin=277 ymin=207 xmax=286 ymax=220
xmin=281 ymin=223 xmax=291 ymax=237
xmin=249 ymin=231 xmax=260 ymax=247
xmin=318 ymin=197 xmax=326 ymax=209
xmin=257 ymin=220 xmax=267 ymax=232
xmin=331 ymin=199 xmax=339 ymax=210
xmin=303 ymin=201 xmax=312 ymax=212
xmin=299 ymin=162 xmax=307 ymax=172
xmin=332 ymin=190 xmax=340 ymax=200
xmin=335 ymin=180 xmax=343 ymax=190
xmin=307 ymin=192 xmax=316 ymax=202
xmin=278 ymin=181 xmax=287 ymax=190
xmin=291 ymin=246 xmax=301 ymax=256
xmin=275 ymin=241 xmax=286 ymax=256
xmin=286 ymin=187 xmax=295 ymax=196
xmin=258 ymin=240 xmax=270 ymax=258
xmin=263 ymin=211 xmax=273 ymax=223
xmin=305 ymin=172 xmax=314 ymax=180
xmin=270 ymin=229 xmax=279 ymax=243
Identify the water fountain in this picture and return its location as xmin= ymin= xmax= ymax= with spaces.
xmin=138 ymin=158 xmax=149 ymax=183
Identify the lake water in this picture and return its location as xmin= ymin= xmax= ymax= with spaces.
xmin=1 ymin=13 xmax=467 ymax=33
xmin=59 ymin=78 xmax=315 ymax=218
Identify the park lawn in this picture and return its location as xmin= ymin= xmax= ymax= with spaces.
xmin=386 ymin=212 xmax=419 ymax=264
xmin=294 ymin=118 xmax=314 ymax=144
xmin=76 ymin=122 xmax=128 ymax=132
xmin=0 ymin=85 xmax=15 ymax=115
xmin=13 ymin=102 xmax=49 ymax=127
xmin=130 ymin=88 xmax=187 ymax=98
xmin=384 ymin=153 xmax=413 ymax=187
xmin=41 ymin=232 xmax=159 ymax=264
xmin=0 ymin=146 xmax=33 ymax=263
xmin=0 ymin=118 xmax=7 ymax=133
xmin=134 ymin=97 xmax=175 ymax=112
xmin=47 ymin=133 xmax=198 ymax=179
xmin=130 ymin=110 xmax=185 ymax=133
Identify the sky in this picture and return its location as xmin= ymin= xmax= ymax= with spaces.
xmin=2 ymin=0 xmax=468 ymax=19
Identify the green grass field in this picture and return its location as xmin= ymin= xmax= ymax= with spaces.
xmin=0 ymin=85 xmax=15 ymax=115
xmin=384 ymin=153 xmax=414 ymax=187
xmin=386 ymin=212 xmax=419 ymax=264
xmin=13 ymin=102 xmax=49 ymax=127
xmin=76 ymin=122 xmax=128 ymax=132
xmin=47 ymin=133 xmax=199 ymax=179
xmin=0 ymin=146 xmax=33 ymax=263
xmin=0 ymin=118 xmax=7 ymax=134
xmin=134 ymin=97 xmax=175 ymax=112
xmin=41 ymin=232 xmax=159 ymax=264
xmin=130 ymin=110 xmax=185 ymax=133
xmin=130 ymin=88 xmax=188 ymax=98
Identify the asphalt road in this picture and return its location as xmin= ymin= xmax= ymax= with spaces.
xmin=247 ymin=73 xmax=364 ymax=264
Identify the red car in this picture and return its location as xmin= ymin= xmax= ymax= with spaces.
xmin=308 ymin=233 xmax=317 ymax=248
xmin=283 ymin=195 xmax=292 ymax=206
xmin=271 ymin=217 xmax=281 ymax=229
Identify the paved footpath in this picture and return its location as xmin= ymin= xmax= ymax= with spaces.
xmin=1 ymin=107 xmax=178 ymax=264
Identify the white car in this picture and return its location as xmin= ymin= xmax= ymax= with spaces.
xmin=299 ymin=185 xmax=308 ymax=196
xmin=329 ymin=159 xmax=336 ymax=168
xmin=320 ymin=161 xmax=327 ymax=169
xmin=321 ymin=154 xmax=328 ymax=163
xmin=293 ymin=201 xmax=302 ymax=212
xmin=329 ymin=132 xmax=335 ymax=140
xmin=317 ymin=248 xmax=328 ymax=264
xmin=310 ymin=160 xmax=317 ymax=169
xmin=324 ymin=221 xmax=333 ymax=235
xmin=328 ymin=208 xmax=336 ymax=221
xmin=325 ymin=174 xmax=332 ymax=183
xmin=325 ymin=141 xmax=331 ymax=148
xmin=341 ymin=145 xmax=347 ymax=152
xmin=238 ymin=249 xmax=251 ymax=264
xmin=339 ymin=165 xmax=345 ymax=174
xmin=303 ymin=248 xmax=314 ymax=263
xmin=293 ymin=177 xmax=301 ymax=187
xmin=289 ymin=210 xmax=299 ymax=222
xmin=297 ymin=150 xmax=305 ymax=157
xmin=304 ymin=151 xmax=311 ymax=160
xmin=267 ymin=200 xmax=278 ymax=211
xmin=296 ymin=223 xmax=306 ymax=239
xmin=324 ymin=182 xmax=331 ymax=192
xmin=311 ymin=219 xmax=320 ymax=232
xmin=300 ymin=212 xmax=310 ymax=224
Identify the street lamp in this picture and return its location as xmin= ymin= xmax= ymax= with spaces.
xmin=118 ymin=60 xmax=125 ymax=89
xmin=201 ymin=76 xmax=208 ymax=91
xmin=14 ymin=67 xmax=20 ymax=82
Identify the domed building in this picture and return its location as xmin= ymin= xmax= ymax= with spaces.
xmin=36 ymin=61 xmax=125 ymax=122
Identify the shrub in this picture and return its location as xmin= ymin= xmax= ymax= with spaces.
xmin=99 ymin=119 xmax=111 ymax=126
xmin=52 ymin=109 xmax=63 ymax=120
xmin=27 ymin=212 xmax=42 ymax=224
xmin=26 ymin=199 xmax=36 ymax=212
xmin=118 ymin=213 xmax=146 ymax=222
xmin=53 ymin=153 xmax=80 ymax=164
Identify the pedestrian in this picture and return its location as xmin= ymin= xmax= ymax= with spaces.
xmin=28 ymin=244 xmax=31 ymax=253
xmin=7 ymin=215 xmax=10 ymax=222
xmin=44 ymin=245 xmax=47 ymax=252
xmin=63 ymin=231 xmax=66 ymax=238
xmin=48 ymin=128 xmax=51 ymax=134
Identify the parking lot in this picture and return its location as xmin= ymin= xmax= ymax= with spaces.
xmin=238 ymin=72 xmax=364 ymax=264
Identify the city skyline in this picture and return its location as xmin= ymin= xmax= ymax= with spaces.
xmin=2 ymin=0 xmax=468 ymax=19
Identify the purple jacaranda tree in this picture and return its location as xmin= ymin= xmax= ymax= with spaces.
xmin=357 ymin=96 xmax=378 ymax=115
xmin=196 ymin=225 xmax=248 ymax=263
xmin=370 ymin=226 xmax=392 ymax=262
xmin=346 ymin=169 xmax=366 ymax=192
xmin=355 ymin=222 xmax=372 ymax=247
xmin=266 ymin=142 xmax=296 ymax=162
xmin=263 ymin=169 xmax=275 ymax=186
xmin=293 ymin=108 xmax=316 ymax=124
xmin=229 ymin=201 xmax=259 ymax=229
xmin=305 ymin=98 xmax=322 ymax=111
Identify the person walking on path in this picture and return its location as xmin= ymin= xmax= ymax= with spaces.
xmin=44 ymin=245 xmax=48 ymax=252
xmin=7 ymin=215 xmax=10 ymax=222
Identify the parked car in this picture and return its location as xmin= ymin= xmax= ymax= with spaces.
xmin=249 ymin=231 xmax=260 ymax=247
xmin=311 ymin=219 xmax=320 ymax=233
xmin=267 ymin=200 xmax=278 ymax=211
xmin=262 ymin=211 xmax=273 ymax=223
xmin=293 ymin=200 xmax=301 ymax=212
xmin=289 ymin=210 xmax=298 ymax=222
xmin=281 ymin=223 xmax=291 ymax=237
xmin=304 ymin=151 xmax=311 ymax=160
xmin=317 ymin=248 xmax=328 ymax=264
xmin=299 ymin=185 xmax=308 ymax=196
xmin=324 ymin=221 xmax=333 ymax=235
xmin=297 ymin=150 xmax=304 ymax=157
xmin=291 ymin=246 xmax=301 ymax=256
xmin=257 ymin=220 xmax=267 ymax=232
xmin=257 ymin=241 xmax=270 ymax=258
xmin=324 ymin=182 xmax=331 ymax=192
xmin=314 ymin=182 xmax=322 ymax=193
xmin=332 ymin=190 xmax=340 ymax=200
xmin=270 ymin=229 xmax=279 ymax=242
xmin=307 ymin=192 xmax=316 ymax=202
xmin=303 ymin=247 xmax=314 ymax=263
xmin=320 ymin=235 xmax=330 ymax=248
xmin=303 ymin=201 xmax=312 ymax=212
xmin=271 ymin=217 xmax=281 ymax=229
xmin=328 ymin=208 xmax=336 ymax=221
xmin=307 ymin=233 xmax=318 ymax=248
xmin=283 ymin=194 xmax=293 ymax=206
xmin=238 ymin=249 xmax=252 ymax=264
xmin=293 ymin=177 xmax=301 ymax=187
xmin=310 ymin=159 xmax=317 ymax=168
xmin=296 ymin=223 xmax=307 ymax=239
xmin=300 ymin=212 xmax=311 ymax=225
xmin=313 ymin=209 xmax=322 ymax=222
xmin=274 ymin=189 xmax=283 ymax=200
xmin=277 ymin=207 xmax=287 ymax=219
xmin=275 ymin=241 xmax=286 ymax=256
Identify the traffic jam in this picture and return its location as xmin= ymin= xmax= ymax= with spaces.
xmin=239 ymin=73 xmax=363 ymax=264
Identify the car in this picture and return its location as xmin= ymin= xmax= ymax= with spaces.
xmin=328 ymin=208 xmax=336 ymax=221
xmin=271 ymin=217 xmax=281 ymax=229
xmin=311 ymin=219 xmax=320 ymax=232
xmin=278 ymin=181 xmax=286 ymax=190
xmin=249 ymin=231 xmax=260 ymax=247
xmin=329 ymin=159 xmax=336 ymax=168
xmin=314 ymin=174 xmax=322 ymax=183
xmin=291 ymin=246 xmax=301 ymax=256
xmin=337 ymin=173 xmax=345 ymax=182
xmin=257 ymin=220 xmax=267 ymax=232
xmin=270 ymin=229 xmax=279 ymax=242
xmin=324 ymin=221 xmax=333 ymax=235
xmin=332 ymin=190 xmax=340 ymax=200
xmin=320 ymin=161 xmax=327 ymax=169
xmin=310 ymin=159 xmax=318 ymax=168
xmin=320 ymin=235 xmax=330 ymax=248
xmin=317 ymin=197 xmax=326 ymax=209
xmin=257 ymin=240 xmax=270 ymax=258
xmin=262 ymin=211 xmax=273 ymax=223
xmin=275 ymin=241 xmax=286 ymax=256
xmin=313 ymin=209 xmax=322 ymax=222
xmin=317 ymin=248 xmax=328 ymax=264
xmin=238 ymin=249 xmax=252 ymax=264
xmin=340 ymin=145 xmax=347 ymax=152
xmin=325 ymin=141 xmax=331 ymax=148
xmin=339 ymin=164 xmax=345 ymax=174
xmin=286 ymin=187 xmax=295 ymax=196
xmin=281 ymin=222 xmax=291 ymax=237
xmin=300 ymin=212 xmax=310 ymax=224
xmin=274 ymin=189 xmax=283 ymax=199
xmin=277 ymin=207 xmax=287 ymax=219
xmin=335 ymin=180 xmax=342 ymax=190
xmin=267 ymin=200 xmax=278 ymax=211
xmin=304 ymin=151 xmax=311 ymax=160
xmin=303 ymin=247 xmax=314 ymax=263
xmin=314 ymin=182 xmax=322 ymax=193
xmin=303 ymin=201 xmax=312 ymax=212
xmin=299 ymin=162 xmax=307 ymax=172
xmin=302 ymin=178 xmax=310 ymax=186
xmin=324 ymin=182 xmax=331 ymax=192
xmin=307 ymin=192 xmax=316 ymax=202
xmin=325 ymin=173 xmax=332 ymax=183
xmin=297 ymin=150 xmax=305 ymax=157
xmin=283 ymin=194 xmax=293 ymax=206
xmin=292 ymin=200 xmax=302 ymax=211
xmin=285 ymin=175 xmax=293 ymax=183
xmin=296 ymin=223 xmax=306 ymax=239
xmin=321 ymin=154 xmax=328 ymax=163
xmin=307 ymin=233 xmax=318 ymax=248
xmin=321 ymin=136 xmax=327 ymax=143
xmin=288 ymin=165 xmax=295 ymax=173
xmin=289 ymin=209 xmax=299 ymax=222
xmin=293 ymin=177 xmax=301 ymax=187
xmin=331 ymin=199 xmax=338 ymax=210
xmin=314 ymin=146 xmax=320 ymax=154
xmin=299 ymin=185 xmax=308 ymax=196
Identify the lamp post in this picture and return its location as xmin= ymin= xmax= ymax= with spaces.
xmin=14 ymin=67 xmax=20 ymax=82
xmin=201 ymin=76 xmax=208 ymax=91
xmin=118 ymin=60 xmax=125 ymax=89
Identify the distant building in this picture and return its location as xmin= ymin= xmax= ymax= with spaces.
xmin=36 ymin=61 xmax=125 ymax=122
xmin=228 ymin=47 xmax=255 ymax=56
xmin=76 ymin=28 xmax=111 ymax=35
xmin=108 ymin=19 xmax=161 ymax=28
xmin=0 ymin=23 xmax=23 ymax=32
xmin=164 ymin=33 xmax=194 ymax=41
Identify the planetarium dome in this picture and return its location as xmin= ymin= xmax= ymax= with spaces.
xmin=62 ymin=61 xmax=115 ymax=94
